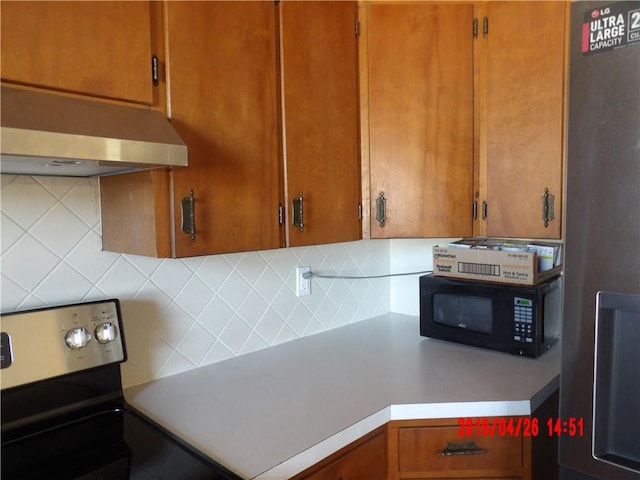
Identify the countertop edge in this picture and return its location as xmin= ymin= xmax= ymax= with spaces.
xmin=254 ymin=407 xmax=391 ymax=480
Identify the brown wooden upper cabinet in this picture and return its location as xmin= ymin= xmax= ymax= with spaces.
xmin=363 ymin=1 xmax=566 ymax=240
xmin=476 ymin=1 xmax=566 ymax=239
xmin=365 ymin=2 xmax=475 ymax=239
xmin=281 ymin=1 xmax=362 ymax=247
xmin=101 ymin=1 xmax=361 ymax=258
xmin=102 ymin=1 xmax=283 ymax=258
xmin=163 ymin=1 xmax=284 ymax=257
xmin=0 ymin=1 xmax=157 ymax=105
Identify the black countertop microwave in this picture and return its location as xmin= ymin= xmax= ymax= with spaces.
xmin=419 ymin=274 xmax=562 ymax=357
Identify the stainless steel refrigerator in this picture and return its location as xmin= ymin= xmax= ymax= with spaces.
xmin=560 ymin=1 xmax=640 ymax=479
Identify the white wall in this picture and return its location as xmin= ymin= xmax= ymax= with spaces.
xmin=0 ymin=175 xmax=392 ymax=387
xmin=389 ymin=238 xmax=460 ymax=315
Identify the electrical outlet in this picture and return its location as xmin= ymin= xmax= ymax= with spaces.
xmin=296 ymin=266 xmax=311 ymax=297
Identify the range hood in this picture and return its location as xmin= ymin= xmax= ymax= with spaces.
xmin=0 ymin=86 xmax=188 ymax=177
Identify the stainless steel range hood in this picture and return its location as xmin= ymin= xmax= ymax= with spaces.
xmin=0 ymin=86 xmax=188 ymax=177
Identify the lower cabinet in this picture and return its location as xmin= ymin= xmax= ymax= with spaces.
xmin=291 ymin=426 xmax=387 ymax=480
xmin=292 ymin=415 xmax=554 ymax=480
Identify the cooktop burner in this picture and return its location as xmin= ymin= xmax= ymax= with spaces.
xmin=1 ymin=299 xmax=240 ymax=480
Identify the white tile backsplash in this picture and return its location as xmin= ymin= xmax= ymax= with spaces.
xmin=0 ymin=175 xmax=392 ymax=387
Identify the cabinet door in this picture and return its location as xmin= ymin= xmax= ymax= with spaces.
xmin=166 ymin=1 xmax=284 ymax=256
xmin=280 ymin=1 xmax=362 ymax=246
xmin=0 ymin=1 xmax=155 ymax=105
xmin=482 ymin=1 xmax=566 ymax=239
xmin=367 ymin=3 xmax=474 ymax=238
xmin=293 ymin=427 xmax=387 ymax=480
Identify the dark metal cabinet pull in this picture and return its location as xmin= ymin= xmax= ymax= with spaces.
xmin=151 ymin=55 xmax=159 ymax=86
xmin=292 ymin=192 xmax=304 ymax=232
xmin=441 ymin=441 xmax=487 ymax=456
xmin=542 ymin=188 xmax=555 ymax=227
xmin=376 ymin=191 xmax=387 ymax=227
xmin=181 ymin=189 xmax=196 ymax=242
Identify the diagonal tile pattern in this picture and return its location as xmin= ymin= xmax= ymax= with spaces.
xmin=1 ymin=175 xmax=391 ymax=387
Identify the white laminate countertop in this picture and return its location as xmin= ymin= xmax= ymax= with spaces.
xmin=124 ymin=313 xmax=560 ymax=480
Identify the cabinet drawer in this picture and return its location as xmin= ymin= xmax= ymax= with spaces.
xmin=397 ymin=425 xmax=523 ymax=474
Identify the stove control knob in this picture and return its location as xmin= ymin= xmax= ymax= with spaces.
xmin=95 ymin=322 xmax=118 ymax=344
xmin=65 ymin=327 xmax=92 ymax=350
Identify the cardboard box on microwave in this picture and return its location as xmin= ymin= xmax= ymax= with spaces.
xmin=432 ymin=241 xmax=562 ymax=286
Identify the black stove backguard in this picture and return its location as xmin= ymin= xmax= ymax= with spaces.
xmin=1 ymin=299 xmax=240 ymax=480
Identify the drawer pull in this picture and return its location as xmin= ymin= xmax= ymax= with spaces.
xmin=440 ymin=441 xmax=487 ymax=456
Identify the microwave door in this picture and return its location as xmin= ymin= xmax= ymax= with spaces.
xmin=433 ymin=294 xmax=493 ymax=334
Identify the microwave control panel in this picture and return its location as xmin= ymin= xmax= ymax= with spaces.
xmin=513 ymin=297 xmax=534 ymax=343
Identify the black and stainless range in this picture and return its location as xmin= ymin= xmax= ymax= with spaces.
xmin=0 ymin=299 xmax=240 ymax=480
